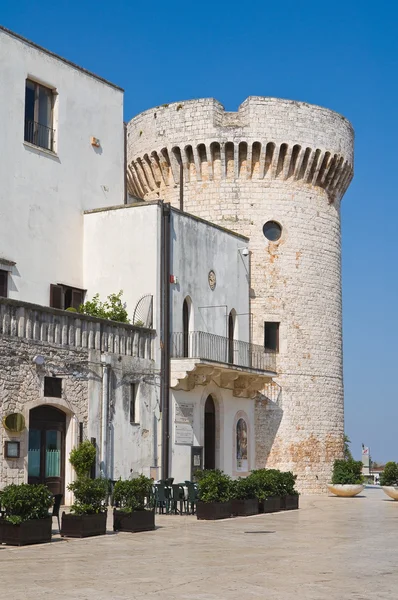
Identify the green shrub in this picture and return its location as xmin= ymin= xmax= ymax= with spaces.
xmin=0 ymin=483 xmax=53 ymax=525
xmin=331 ymin=459 xmax=364 ymax=485
xmin=67 ymin=477 xmax=108 ymax=515
xmin=230 ymin=477 xmax=257 ymax=500
xmin=247 ymin=469 xmax=284 ymax=500
xmin=113 ymin=475 xmax=153 ymax=512
xmin=78 ymin=291 xmax=129 ymax=323
xmin=197 ymin=469 xmax=232 ymax=503
xmin=278 ymin=471 xmax=298 ymax=496
xmin=380 ymin=462 xmax=398 ymax=486
xmin=69 ymin=441 xmax=96 ymax=478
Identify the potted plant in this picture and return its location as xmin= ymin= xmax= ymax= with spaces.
xmin=196 ymin=469 xmax=232 ymax=520
xmin=279 ymin=471 xmax=299 ymax=510
xmin=0 ymin=483 xmax=53 ymax=546
xmin=380 ymin=462 xmax=398 ymax=500
xmin=113 ymin=475 xmax=155 ymax=532
xmin=249 ymin=469 xmax=282 ymax=513
xmin=60 ymin=477 xmax=108 ymax=537
xmin=60 ymin=441 xmax=108 ymax=537
xmin=327 ymin=459 xmax=364 ymax=497
xmin=230 ymin=477 xmax=259 ymax=516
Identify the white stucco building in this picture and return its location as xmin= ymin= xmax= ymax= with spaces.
xmin=0 ymin=27 xmax=276 ymax=499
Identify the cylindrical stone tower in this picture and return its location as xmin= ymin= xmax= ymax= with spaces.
xmin=126 ymin=97 xmax=354 ymax=493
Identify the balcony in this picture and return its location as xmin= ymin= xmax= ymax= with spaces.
xmin=170 ymin=331 xmax=277 ymax=398
xmin=0 ymin=298 xmax=153 ymax=360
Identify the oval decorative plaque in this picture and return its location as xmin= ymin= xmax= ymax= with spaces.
xmin=208 ymin=270 xmax=216 ymax=291
xmin=3 ymin=413 xmax=25 ymax=433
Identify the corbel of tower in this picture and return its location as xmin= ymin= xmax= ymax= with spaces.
xmin=329 ymin=157 xmax=346 ymax=195
xmin=245 ymin=142 xmax=252 ymax=180
xmin=181 ymin=147 xmax=191 ymax=183
xmin=150 ymin=151 xmax=166 ymax=186
xmin=143 ymin=154 xmax=158 ymax=190
xmin=317 ymin=152 xmax=333 ymax=187
xmin=258 ymin=143 xmax=266 ymax=179
xmin=303 ymin=149 xmax=318 ymax=183
xmin=131 ymin=161 xmax=147 ymax=196
xmin=205 ymin=143 xmax=213 ymax=181
xmin=234 ymin=143 xmax=239 ymax=180
xmin=270 ymin=144 xmax=281 ymax=179
xmin=281 ymin=145 xmax=293 ymax=180
xmin=148 ymin=153 xmax=162 ymax=188
xmin=169 ymin=147 xmax=181 ymax=184
xmin=136 ymin=157 xmax=154 ymax=192
xmin=159 ymin=148 xmax=172 ymax=185
xmin=293 ymin=147 xmax=306 ymax=181
xmin=126 ymin=169 xmax=137 ymax=197
xmin=324 ymin=154 xmax=339 ymax=189
xmin=335 ymin=163 xmax=353 ymax=199
xmin=310 ymin=150 xmax=325 ymax=186
xmin=220 ymin=142 xmax=227 ymax=180
xmin=192 ymin=146 xmax=203 ymax=182
xmin=128 ymin=163 xmax=143 ymax=197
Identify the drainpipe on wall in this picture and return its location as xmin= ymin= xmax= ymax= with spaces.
xmin=100 ymin=354 xmax=111 ymax=478
xmin=160 ymin=202 xmax=171 ymax=480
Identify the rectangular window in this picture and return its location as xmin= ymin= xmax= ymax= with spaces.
xmin=264 ymin=322 xmax=280 ymax=352
xmin=50 ymin=284 xmax=84 ymax=310
xmin=130 ymin=384 xmax=139 ymax=424
xmin=24 ymin=79 xmax=55 ymax=151
xmin=0 ymin=270 xmax=8 ymax=297
xmin=44 ymin=377 xmax=62 ymax=398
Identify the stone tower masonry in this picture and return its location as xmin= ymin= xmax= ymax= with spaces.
xmin=126 ymin=97 xmax=354 ymax=493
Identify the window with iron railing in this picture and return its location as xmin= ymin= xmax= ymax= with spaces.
xmin=24 ymin=79 xmax=55 ymax=152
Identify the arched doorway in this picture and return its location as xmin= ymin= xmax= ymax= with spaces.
xmin=204 ymin=395 xmax=216 ymax=470
xmin=28 ymin=405 xmax=66 ymax=496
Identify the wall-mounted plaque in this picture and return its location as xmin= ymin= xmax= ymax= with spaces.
xmin=175 ymin=402 xmax=194 ymax=445
xmin=208 ymin=270 xmax=216 ymax=291
xmin=5 ymin=441 xmax=20 ymax=458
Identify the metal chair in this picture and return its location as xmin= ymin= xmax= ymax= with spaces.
xmin=51 ymin=494 xmax=63 ymax=531
xmin=170 ymin=484 xmax=187 ymax=515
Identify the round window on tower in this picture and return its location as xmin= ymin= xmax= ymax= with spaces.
xmin=263 ymin=221 xmax=282 ymax=242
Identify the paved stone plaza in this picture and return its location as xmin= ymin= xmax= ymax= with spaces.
xmin=0 ymin=488 xmax=397 ymax=599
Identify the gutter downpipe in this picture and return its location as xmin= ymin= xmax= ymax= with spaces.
xmin=100 ymin=354 xmax=111 ymax=478
xmin=160 ymin=202 xmax=171 ymax=480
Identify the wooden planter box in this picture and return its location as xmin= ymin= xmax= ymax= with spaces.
xmin=258 ymin=496 xmax=281 ymax=513
xmin=231 ymin=498 xmax=259 ymax=516
xmin=197 ymin=501 xmax=232 ymax=520
xmin=0 ymin=517 xmax=52 ymax=546
xmin=60 ymin=511 xmax=107 ymax=538
xmin=280 ymin=495 xmax=299 ymax=511
xmin=113 ymin=509 xmax=155 ymax=533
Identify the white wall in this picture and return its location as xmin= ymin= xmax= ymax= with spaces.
xmin=170 ymin=211 xmax=250 ymax=341
xmin=83 ymin=203 xmax=161 ymax=331
xmin=170 ymin=384 xmax=255 ymax=482
xmin=0 ymin=28 xmax=124 ymax=305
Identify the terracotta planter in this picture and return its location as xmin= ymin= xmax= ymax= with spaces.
xmin=231 ymin=498 xmax=259 ymax=516
xmin=60 ymin=511 xmax=107 ymax=538
xmin=382 ymin=486 xmax=398 ymax=500
xmin=258 ymin=496 xmax=281 ymax=513
xmin=327 ymin=484 xmax=364 ymax=497
xmin=0 ymin=517 xmax=52 ymax=546
xmin=113 ymin=509 xmax=155 ymax=532
xmin=196 ymin=501 xmax=232 ymax=520
xmin=280 ymin=495 xmax=299 ymax=510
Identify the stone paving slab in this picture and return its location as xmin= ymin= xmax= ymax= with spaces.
xmin=0 ymin=488 xmax=397 ymax=599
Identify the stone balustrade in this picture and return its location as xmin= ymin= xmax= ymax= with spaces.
xmin=0 ymin=298 xmax=153 ymax=359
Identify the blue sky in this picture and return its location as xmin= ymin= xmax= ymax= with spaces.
xmin=2 ymin=1 xmax=396 ymax=462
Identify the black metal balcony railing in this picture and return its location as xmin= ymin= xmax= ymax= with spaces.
xmin=24 ymin=119 xmax=54 ymax=152
xmin=171 ymin=331 xmax=276 ymax=373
